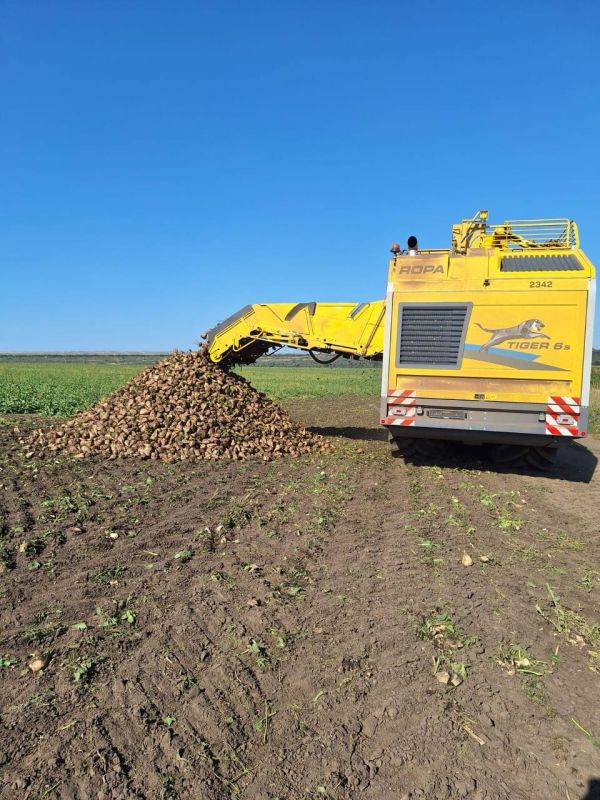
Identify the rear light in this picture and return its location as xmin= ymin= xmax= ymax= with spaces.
xmin=389 ymin=406 xmax=412 ymax=417
xmin=556 ymin=413 xmax=576 ymax=426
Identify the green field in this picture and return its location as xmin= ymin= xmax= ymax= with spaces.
xmin=0 ymin=364 xmax=143 ymax=416
xmin=0 ymin=363 xmax=598 ymax=434
xmin=236 ymin=366 xmax=380 ymax=400
xmin=0 ymin=363 xmax=381 ymax=416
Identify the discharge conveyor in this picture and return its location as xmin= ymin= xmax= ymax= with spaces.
xmin=204 ymin=301 xmax=385 ymax=366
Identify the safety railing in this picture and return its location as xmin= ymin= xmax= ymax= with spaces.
xmin=487 ymin=218 xmax=579 ymax=249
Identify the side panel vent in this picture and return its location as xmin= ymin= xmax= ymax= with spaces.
xmin=396 ymin=303 xmax=471 ymax=368
xmin=500 ymin=255 xmax=582 ymax=272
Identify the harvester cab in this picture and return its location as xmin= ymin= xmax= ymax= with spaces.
xmin=204 ymin=211 xmax=596 ymax=468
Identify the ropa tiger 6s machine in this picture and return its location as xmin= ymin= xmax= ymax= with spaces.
xmin=205 ymin=211 xmax=596 ymax=468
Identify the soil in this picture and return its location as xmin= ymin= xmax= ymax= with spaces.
xmin=1 ymin=398 xmax=599 ymax=800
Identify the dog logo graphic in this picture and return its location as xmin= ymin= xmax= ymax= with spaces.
xmin=474 ymin=319 xmax=550 ymax=352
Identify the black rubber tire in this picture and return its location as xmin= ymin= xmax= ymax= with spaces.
xmin=489 ymin=444 xmax=529 ymax=466
xmin=388 ymin=434 xmax=448 ymax=460
xmin=525 ymin=446 xmax=558 ymax=471
xmin=490 ymin=444 xmax=559 ymax=471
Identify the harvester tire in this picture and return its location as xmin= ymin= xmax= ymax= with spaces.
xmin=525 ymin=446 xmax=558 ymax=471
xmin=490 ymin=444 xmax=558 ymax=471
xmin=388 ymin=435 xmax=448 ymax=460
xmin=489 ymin=444 xmax=529 ymax=466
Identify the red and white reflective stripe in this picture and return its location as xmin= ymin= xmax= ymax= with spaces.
xmin=383 ymin=390 xmax=416 ymax=426
xmin=387 ymin=389 xmax=416 ymax=406
xmin=545 ymin=396 xmax=580 ymax=436
xmin=382 ymin=415 xmax=416 ymax=427
xmin=545 ymin=421 xmax=578 ymax=437
xmin=547 ymin=395 xmax=581 ymax=415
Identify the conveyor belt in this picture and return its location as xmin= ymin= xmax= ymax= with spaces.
xmin=204 ymin=301 xmax=385 ymax=365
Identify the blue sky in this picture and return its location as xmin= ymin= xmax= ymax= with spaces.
xmin=2 ymin=0 xmax=600 ymax=351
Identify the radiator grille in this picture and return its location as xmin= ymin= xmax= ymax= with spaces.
xmin=500 ymin=255 xmax=582 ymax=272
xmin=397 ymin=304 xmax=470 ymax=367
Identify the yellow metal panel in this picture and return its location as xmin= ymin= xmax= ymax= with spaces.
xmin=386 ymin=234 xmax=593 ymax=405
xmin=391 ymin=376 xmax=574 ymax=403
xmin=207 ymin=301 xmax=385 ymax=364
xmin=387 ymin=289 xmax=587 ymax=403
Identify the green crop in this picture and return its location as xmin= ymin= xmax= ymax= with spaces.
xmin=0 ymin=362 xmax=381 ymax=417
xmin=234 ymin=366 xmax=380 ymax=400
xmin=0 ymin=364 xmax=141 ymax=415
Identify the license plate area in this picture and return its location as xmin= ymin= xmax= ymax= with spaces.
xmin=426 ymin=408 xmax=468 ymax=420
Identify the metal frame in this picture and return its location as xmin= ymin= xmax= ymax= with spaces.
xmin=581 ymin=275 xmax=596 ymax=409
xmin=487 ymin=218 xmax=579 ymax=249
xmin=379 ymin=283 xmax=395 ymax=420
xmin=204 ymin=305 xmax=253 ymax=343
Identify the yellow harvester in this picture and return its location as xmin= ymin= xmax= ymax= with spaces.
xmin=205 ymin=212 xmax=596 ymax=468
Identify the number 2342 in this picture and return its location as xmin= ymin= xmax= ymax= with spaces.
xmin=529 ymin=280 xmax=553 ymax=288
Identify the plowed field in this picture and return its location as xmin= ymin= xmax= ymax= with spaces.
xmin=1 ymin=398 xmax=599 ymax=800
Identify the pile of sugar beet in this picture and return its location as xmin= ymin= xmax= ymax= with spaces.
xmin=28 ymin=350 xmax=329 ymax=462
